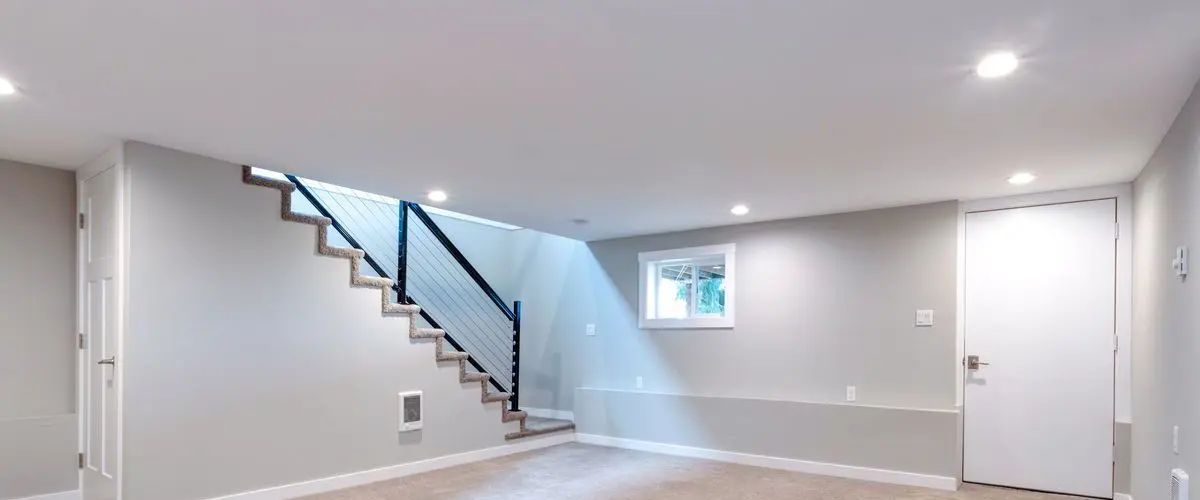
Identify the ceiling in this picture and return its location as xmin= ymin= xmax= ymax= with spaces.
xmin=1 ymin=1 xmax=1198 ymax=240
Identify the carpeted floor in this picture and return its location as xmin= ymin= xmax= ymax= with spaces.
xmin=301 ymin=443 xmax=1087 ymax=500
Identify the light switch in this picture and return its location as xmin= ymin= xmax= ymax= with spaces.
xmin=915 ymin=310 xmax=935 ymax=327
xmin=586 ymin=324 xmax=596 ymax=336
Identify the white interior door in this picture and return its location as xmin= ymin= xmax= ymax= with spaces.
xmin=963 ymin=199 xmax=1116 ymax=498
xmin=81 ymin=166 xmax=120 ymax=500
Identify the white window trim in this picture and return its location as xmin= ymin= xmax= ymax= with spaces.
xmin=638 ymin=243 xmax=736 ymax=329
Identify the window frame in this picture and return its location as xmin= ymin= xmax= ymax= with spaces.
xmin=638 ymin=243 xmax=736 ymax=329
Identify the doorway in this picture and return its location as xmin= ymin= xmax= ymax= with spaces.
xmin=962 ymin=198 xmax=1116 ymax=498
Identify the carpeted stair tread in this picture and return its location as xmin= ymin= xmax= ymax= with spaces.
xmin=437 ymin=351 xmax=470 ymax=361
xmin=505 ymin=417 xmax=575 ymax=440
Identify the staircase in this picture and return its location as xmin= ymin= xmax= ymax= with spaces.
xmin=242 ymin=166 xmax=573 ymax=440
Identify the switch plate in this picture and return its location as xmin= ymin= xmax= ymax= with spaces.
xmin=636 ymin=376 xmax=644 ymax=389
xmin=1173 ymin=247 xmax=1189 ymax=279
xmin=915 ymin=310 xmax=935 ymax=327
xmin=586 ymin=324 xmax=596 ymax=336
xmin=846 ymin=386 xmax=857 ymax=402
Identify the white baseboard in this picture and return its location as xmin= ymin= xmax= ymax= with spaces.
xmin=575 ymin=434 xmax=959 ymax=492
xmin=522 ymin=407 xmax=575 ymax=421
xmin=206 ymin=433 xmax=575 ymax=500
xmin=1114 ymin=493 xmax=1133 ymax=500
xmin=13 ymin=491 xmax=81 ymax=500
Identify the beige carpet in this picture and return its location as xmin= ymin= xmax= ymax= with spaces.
xmin=301 ymin=443 xmax=1087 ymax=500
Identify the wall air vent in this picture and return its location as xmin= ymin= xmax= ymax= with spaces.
xmin=399 ymin=391 xmax=423 ymax=432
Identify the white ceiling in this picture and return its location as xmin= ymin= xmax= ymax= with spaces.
xmin=1 ymin=1 xmax=1198 ymax=240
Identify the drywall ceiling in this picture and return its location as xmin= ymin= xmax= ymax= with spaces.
xmin=1 ymin=1 xmax=1198 ymax=240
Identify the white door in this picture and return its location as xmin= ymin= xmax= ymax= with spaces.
xmin=81 ymin=166 xmax=120 ymax=500
xmin=963 ymin=199 xmax=1116 ymax=498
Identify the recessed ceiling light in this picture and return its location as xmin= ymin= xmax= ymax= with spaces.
xmin=427 ymin=190 xmax=448 ymax=202
xmin=1007 ymin=172 xmax=1036 ymax=185
xmin=976 ymin=52 xmax=1019 ymax=78
xmin=730 ymin=204 xmax=749 ymax=216
xmin=0 ymin=77 xmax=17 ymax=96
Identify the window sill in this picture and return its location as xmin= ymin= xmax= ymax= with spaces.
xmin=639 ymin=317 xmax=735 ymax=330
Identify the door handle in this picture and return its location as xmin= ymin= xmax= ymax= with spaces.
xmin=98 ymin=357 xmax=115 ymax=366
xmin=965 ymin=355 xmax=990 ymax=370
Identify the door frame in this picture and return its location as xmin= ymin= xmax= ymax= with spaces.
xmin=77 ymin=145 xmax=127 ymax=500
xmin=954 ymin=184 xmax=1132 ymax=493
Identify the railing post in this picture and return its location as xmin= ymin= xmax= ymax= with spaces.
xmin=511 ymin=300 xmax=522 ymax=412
xmin=397 ymin=202 xmax=409 ymax=303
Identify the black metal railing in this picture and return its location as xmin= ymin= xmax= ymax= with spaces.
xmin=279 ymin=172 xmax=521 ymax=410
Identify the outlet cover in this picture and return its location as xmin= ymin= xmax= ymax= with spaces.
xmin=915 ymin=310 xmax=935 ymax=327
xmin=586 ymin=324 xmax=596 ymax=336
xmin=846 ymin=386 xmax=857 ymax=402
xmin=636 ymin=376 xmax=644 ymax=389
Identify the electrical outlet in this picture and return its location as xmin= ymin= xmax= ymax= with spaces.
xmin=846 ymin=386 xmax=857 ymax=402
xmin=1174 ymin=425 xmax=1180 ymax=454
xmin=586 ymin=324 xmax=596 ymax=336
xmin=636 ymin=376 xmax=644 ymax=389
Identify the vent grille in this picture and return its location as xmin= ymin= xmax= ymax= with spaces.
xmin=398 ymin=391 xmax=423 ymax=432
xmin=1172 ymin=469 xmax=1189 ymax=500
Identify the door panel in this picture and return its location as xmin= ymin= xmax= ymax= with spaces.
xmin=82 ymin=166 xmax=119 ymax=500
xmin=963 ymin=199 xmax=1116 ymax=498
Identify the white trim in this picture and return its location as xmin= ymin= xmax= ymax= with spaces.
xmin=13 ymin=491 xmax=82 ymax=500
xmin=522 ymin=407 xmax=575 ymax=421
xmin=575 ymin=387 xmax=959 ymax=414
xmin=1114 ymin=493 xmax=1133 ymax=500
xmin=638 ymin=243 xmax=736 ymax=329
xmin=576 ymin=434 xmax=958 ymax=491
xmin=204 ymin=434 xmax=575 ymax=500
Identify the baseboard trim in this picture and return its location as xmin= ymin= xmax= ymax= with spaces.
xmin=575 ymin=433 xmax=959 ymax=491
xmin=1114 ymin=493 xmax=1132 ymax=500
xmin=206 ymin=433 xmax=575 ymax=500
xmin=522 ymin=407 xmax=575 ymax=421
xmin=12 ymin=491 xmax=81 ymax=500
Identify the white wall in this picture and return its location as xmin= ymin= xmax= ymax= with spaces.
xmin=120 ymin=143 xmax=519 ymax=500
xmin=0 ymin=159 xmax=78 ymax=500
xmin=1131 ymin=77 xmax=1200 ymax=500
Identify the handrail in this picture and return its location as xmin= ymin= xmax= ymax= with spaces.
xmin=406 ymin=202 xmax=516 ymax=321
xmin=286 ymin=174 xmax=507 ymax=395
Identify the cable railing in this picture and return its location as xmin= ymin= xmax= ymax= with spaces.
xmin=263 ymin=169 xmax=522 ymax=409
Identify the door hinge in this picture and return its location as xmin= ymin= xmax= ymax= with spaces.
xmin=1114 ymin=335 xmax=1119 ymax=352
xmin=78 ymin=213 xmax=86 ymax=230
xmin=78 ymin=333 xmax=85 ymax=350
xmin=78 ymin=452 xmax=84 ymax=469
xmin=1114 ymin=222 xmax=1120 ymax=240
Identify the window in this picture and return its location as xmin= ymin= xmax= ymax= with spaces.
xmin=638 ymin=244 xmax=736 ymax=329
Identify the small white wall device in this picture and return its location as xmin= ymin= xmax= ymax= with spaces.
xmin=1171 ymin=468 xmax=1189 ymax=500
xmin=398 ymin=391 xmax=423 ymax=432
xmin=1173 ymin=246 xmax=1189 ymax=280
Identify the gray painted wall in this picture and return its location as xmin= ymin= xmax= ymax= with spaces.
xmin=515 ymin=202 xmax=960 ymax=477
xmin=0 ymin=159 xmax=78 ymax=500
xmin=519 ymin=201 xmax=959 ymax=412
xmin=1131 ymin=78 xmax=1200 ymax=500
xmin=121 ymin=143 xmax=518 ymax=500
xmin=575 ymin=388 xmax=959 ymax=477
